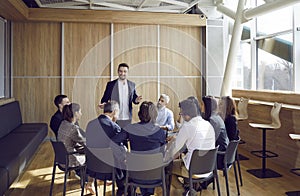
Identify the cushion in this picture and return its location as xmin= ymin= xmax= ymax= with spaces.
xmin=0 ymin=101 xmax=22 ymax=139
xmin=0 ymin=168 xmax=8 ymax=196
xmin=0 ymin=130 xmax=46 ymax=185
xmin=12 ymin=123 xmax=48 ymax=134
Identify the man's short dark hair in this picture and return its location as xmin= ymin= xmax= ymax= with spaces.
xmin=103 ymin=101 xmax=119 ymax=113
xmin=179 ymin=99 xmax=198 ymax=118
xmin=54 ymin=94 xmax=68 ymax=108
xmin=118 ymin=63 xmax=129 ymax=71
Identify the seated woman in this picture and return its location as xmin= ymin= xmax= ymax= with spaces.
xmin=124 ymin=101 xmax=166 ymax=196
xmin=218 ymin=96 xmax=239 ymax=141
xmin=57 ymin=103 xmax=94 ymax=194
xmin=202 ymin=96 xmax=229 ymax=169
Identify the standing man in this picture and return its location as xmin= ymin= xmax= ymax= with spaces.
xmin=156 ymin=93 xmax=175 ymax=131
xmin=50 ymin=94 xmax=70 ymax=138
xmin=100 ymin=63 xmax=142 ymax=128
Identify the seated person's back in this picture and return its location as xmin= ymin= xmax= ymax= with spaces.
xmin=124 ymin=101 xmax=166 ymax=196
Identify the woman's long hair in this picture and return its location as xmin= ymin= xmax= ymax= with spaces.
xmin=62 ymin=103 xmax=80 ymax=123
xmin=219 ymin=96 xmax=237 ymax=120
xmin=202 ymin=96 xmax=218 ymax=121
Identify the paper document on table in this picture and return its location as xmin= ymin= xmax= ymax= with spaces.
xmin=289 ymin=133 xmax=300 ymax=140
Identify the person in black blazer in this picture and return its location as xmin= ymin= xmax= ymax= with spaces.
xmin=100 ymin=63 xmax=142 ymax=128
xmin=50 ymin=94 xmax=70 ymax=138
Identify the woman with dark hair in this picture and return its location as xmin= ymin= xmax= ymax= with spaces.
xmin=219 ymin=96 xmax=239 ymax=141
xmin=124 ymin=101 xmax=166 ymax=196
xmin=202 ymin=96 xmax=229 ymax=169
xmin=58 ymin=103 xmax=94 ymax=194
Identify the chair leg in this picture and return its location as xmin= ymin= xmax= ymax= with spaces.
xmin=214 ymin=169 xmax=221 ymax=196
xmin=233 ymin=162 xmax=241 ymax=195
xmin=162 ymin=178 xmax=167 ymax=196
xmin=130 ymin=185 xmax=134 ymax=196
xmin=80 ymin=168 xmax=85 ymax=196
xmin=125 ymin=175 xmax=128 ymax=196
xmin=93 ymin=178 xmax=98 ymax=196
xmin=103 ymin=179 xmax=106 ymax=196
xmin=236 ymin=151 xmax=243 ymax=186
xmin=112 ymin=173 xmax=115 ymax=196
xmin=224 ymin=169 xmax=230 ymax=196
xmin=49 ymin=164 xmax=56 ymax=196
xmin=63 ymin=170 xmax=68 ymax=196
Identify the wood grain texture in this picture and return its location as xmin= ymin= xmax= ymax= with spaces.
xmin=63 ymin=22 xmax=111 ymax=76
xmin=13 ymin=22 xmax=61 ymax=76
xmin=0 ymin=0 xmax=27 ymax=21
xmin=27 ymin=8 xmax=206 ymax=26
xmin=233 ymin=89 xmax=300 ymax=106
xmin=12 ymin=22 xmax=61 ymax=129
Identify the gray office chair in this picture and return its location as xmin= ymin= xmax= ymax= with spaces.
xmin=218 ymin=139 xmax=240 ymax=196
xmin=49 ymin=140 xmax=85 ymax=196
xmin=124 ymin=152 xmax=169 ymax=196
xmin=83 ymin=146 xmax=116 ymax=196
xmin=185 ymin=147 xmax=221 ymax=196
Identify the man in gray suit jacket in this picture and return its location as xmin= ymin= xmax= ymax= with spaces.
xmin=100 ymin=63 xmax=142 ymax=128
xmin=86 ymin=101 xmax=128 ymax=196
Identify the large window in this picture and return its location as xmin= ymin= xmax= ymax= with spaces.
xmin=232 ymin=1 xmax=295 ymax=92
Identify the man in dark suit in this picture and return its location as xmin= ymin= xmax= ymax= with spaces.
xmin=50 ymin=94 xmax=70 ymax=138
xmin=86 ymin=101 xmax=128 ymax=196
xmin=99 ymin=63 xmax=142 ymax=128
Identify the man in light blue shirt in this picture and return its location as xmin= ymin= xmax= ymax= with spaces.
xmin=156 ymin=94 xmax=175 ymax=131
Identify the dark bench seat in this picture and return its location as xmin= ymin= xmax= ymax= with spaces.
xmin=0 ymin=101 xmax=47 ymax=195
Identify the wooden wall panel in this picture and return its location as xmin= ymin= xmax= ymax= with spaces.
xmin=12 ymin=21 xmax=203 ymax=134
xmin=64 ymin=22 xmax=111 ymax=76
xmin=160 ymin=26 xmax=202 ymax=77
xmin=63 ymin=23 xmax=111 ymax=129
xmin=13 ymin=22 xmax=61 ymax=134
xmin=13 ymin=22 xmax=61 ymax=76
xmin=113 ymin=24 xmax=158 ymax=75
xmin=13 ymin=78 xmax=60 ymax=123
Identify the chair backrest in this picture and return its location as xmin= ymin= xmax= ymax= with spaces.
xmin=270 ymin=102 xmax=281 ymax=129
xmin=126 ymin=152 xmax=165 ymax=181
xmin=189 ymin=147 xmax=219 ymax=175
xmin=50 ymin=140 xmax=69 ymax=165
xmin=85 ymin=146 xmax=115 ymax=174
xmin=224 ymin=139 xmax=240 ymax=167
xmin=237 ymin=97 xmax=249 ymax=120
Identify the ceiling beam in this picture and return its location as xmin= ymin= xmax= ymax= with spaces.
xmin=27 ymin=8 xmax=206 ymax=26
xmin=0 ymin=0 xmax=28 ymax=20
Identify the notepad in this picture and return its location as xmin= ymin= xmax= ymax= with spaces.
xmin=289 ymin=133 xmax=300 ymax=140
